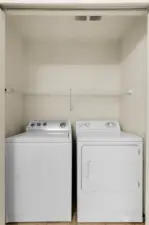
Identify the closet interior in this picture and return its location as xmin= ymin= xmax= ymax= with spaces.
xmin=5 ymin=11 xmax=147 ymax=137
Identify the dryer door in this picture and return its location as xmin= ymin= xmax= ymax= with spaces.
xmin=81 ymin=145 xmax=142 ymax=192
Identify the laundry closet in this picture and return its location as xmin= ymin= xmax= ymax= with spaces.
xmin=0 ymin=2 xmax=149 ymax=225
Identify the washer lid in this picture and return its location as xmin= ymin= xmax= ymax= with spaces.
xmin=77 ymin=131 xmax=142 ymax=142
xmin=5 ymin=131 xmax=71 ymax=143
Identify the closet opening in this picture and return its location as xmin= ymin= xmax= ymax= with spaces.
xmin=5 ymin=9 xmax=147 ymax=224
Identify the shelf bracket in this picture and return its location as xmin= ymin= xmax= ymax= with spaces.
xmin=5 ymin=87 xmax=15 ymax=94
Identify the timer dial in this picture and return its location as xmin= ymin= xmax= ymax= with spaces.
xmin=60 ymin=122 xmax=66 ymax=128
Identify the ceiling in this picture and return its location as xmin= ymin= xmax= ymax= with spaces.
xmin=7 ymin=15 xmax=139 ymax=41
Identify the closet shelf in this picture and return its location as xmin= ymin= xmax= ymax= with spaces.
xmin=5 ymin=89 xmax=133 ymax=97
xmin=5 ymin=88 xmax=132 ymax=111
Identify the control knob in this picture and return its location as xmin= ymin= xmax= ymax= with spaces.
xmin=60 ymin=122 xmax=66 ymax=128
xmin=105 ymin=122 xmax=116 ymax=127
xmin=85 ymin=123 xmax=90 ymax=127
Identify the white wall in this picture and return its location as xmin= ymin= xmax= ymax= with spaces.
xmin=120 ymin=17 xmax=147 ymax=137
xmin=120 ymin=17 xmax=147 ymax=216
xmin=24 ymin=40 xmax=120 ymax=125
xmin=5 ymin=19 xmax=25 ymax=136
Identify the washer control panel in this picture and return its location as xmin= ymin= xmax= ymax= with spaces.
xmin=26 ymin=120 xmax=69 ymax=132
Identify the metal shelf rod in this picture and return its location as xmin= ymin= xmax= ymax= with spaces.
xmin=5 ymin=88 xmax=133 ymax=97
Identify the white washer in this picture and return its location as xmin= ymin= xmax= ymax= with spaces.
xmin=76 ymin=120 xmax=143 ymax=222
xmin=5 ymin=120 xmax=72 ymax=223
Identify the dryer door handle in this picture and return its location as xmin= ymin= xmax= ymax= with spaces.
xmin=86 ymin=160 xmax=91 ymax=178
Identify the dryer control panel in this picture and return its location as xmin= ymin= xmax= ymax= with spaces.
xmin=26 ymin=120 xmax=70 ymax=132
xmin=76 ymin=120 xmax=121 ymax=136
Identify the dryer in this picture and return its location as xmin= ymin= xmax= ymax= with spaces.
xmin=76 ymin=120 xmax=143 ymax=222
xmin=5 ymin=120 xmax=72 ymax=223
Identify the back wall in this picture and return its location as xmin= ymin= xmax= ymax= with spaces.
xmin=24 ymin=40 xmax=121 ymax=125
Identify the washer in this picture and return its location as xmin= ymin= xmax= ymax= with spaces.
xmin=5 ymin=120 xmax=72 ymax=223
xmin=76 ymin=120 xmax=143 ymax=222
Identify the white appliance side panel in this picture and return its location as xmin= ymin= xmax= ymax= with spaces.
xmin=5 ymin=143 xmax=72 ymax=222
xmin=0 ymin=8 xmax=5 ymax=225
xmin=77 ymin=142 xmax=143 ymax=222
